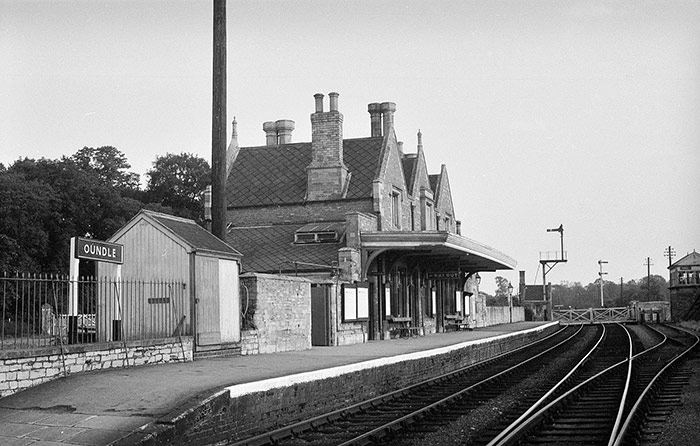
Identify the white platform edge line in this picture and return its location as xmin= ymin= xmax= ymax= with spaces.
xmin=226 ymin=322 xmax=558 ymax=398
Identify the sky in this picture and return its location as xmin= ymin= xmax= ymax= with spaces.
xmin=2 ymin=0 xmax=699 ymax=294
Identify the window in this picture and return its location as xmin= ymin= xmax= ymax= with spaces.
xmin=410 ymin=204 xmax=416 ymax=231
xmin=294 ymin=222 xmax=345 ymax=244
xmin=391 ymin=190 xmax=401 ymax=228
xmin=425 ymin=203 xmax=433 ymax=230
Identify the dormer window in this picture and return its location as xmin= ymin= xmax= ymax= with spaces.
xmin=294 ymin=222 xmax=345 ymax=244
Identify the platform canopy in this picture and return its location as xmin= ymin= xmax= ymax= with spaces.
xmin=360 ymin=231 xmax=517 ymax=273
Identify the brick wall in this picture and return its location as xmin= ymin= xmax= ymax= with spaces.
xmin=239 ymin=273 xmax=311 ymax=354
xmin=141 ymin=323 xmax=559 ymax=445
xmin=0 ymin=337 xmax=193 ymax=398
xmin=671 ymin=289 xmax=699 ymax=321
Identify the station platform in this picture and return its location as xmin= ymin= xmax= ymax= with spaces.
xmin=0 ymin=321 xmax=555 ymax=446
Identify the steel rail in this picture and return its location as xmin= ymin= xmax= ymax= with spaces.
xmin=333 ymin=325 xmax=588 ymax=446
xmin=227 ymin=325 xmax=574 ymax=446
xmin=611 ymin=325 xmax=699 ymax=446
xmin=491 ymin=323 xmax=635 ymax=446
xmin=485 ymin=323 xmax=608 ymax=446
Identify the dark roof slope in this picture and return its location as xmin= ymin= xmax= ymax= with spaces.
xmin=670 ymin=251 xmax=700 ymax=268
xmin=228 ymin=224 xmax=341 ymax=273
xmin=429 ymin=174 xmax=439 ymax=194
xmin=148 ymin=212 xmax=241 ymax=256
xmin=401 ymin=155 xmax=417 ymax=193
xmin=523 ymin=285 xmax=545 ymax=301
xmin=226 ymin=137 xmax=384 ymax=207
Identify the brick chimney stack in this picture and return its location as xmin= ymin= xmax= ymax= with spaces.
xmin=307 ymin=92 xmax=348 ymax=201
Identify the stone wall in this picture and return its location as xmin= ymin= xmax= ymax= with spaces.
xmin=0 ymin=337 xmax=193 ymax=399
xmin=239 ymin=273 xmax=311 ymax=355
xmin=484 ymin=306 xmax=526 ymax=326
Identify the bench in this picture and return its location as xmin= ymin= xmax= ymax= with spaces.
xmin=386 ymin=316 xmax=420 ymax=338
xmin=444 ymin=314 xmax=472 ymax=331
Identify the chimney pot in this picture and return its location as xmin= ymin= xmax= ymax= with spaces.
xmin=314 ymin=93 xmax=324 ymax=113
xmin=328 ymin=92 xmax=339 ymax=112
xmin=275 ymin=119 xmax=295 ymax=144
xmin=263 ymin=121 xmax=277 ymax=145
xmin=368 ymin=102 xmax=382 ymax=137
xmin=380 ymin=102 xmax=397 ymax=136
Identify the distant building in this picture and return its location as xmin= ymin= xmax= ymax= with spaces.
xmin=668 ymin=250 xmax=700 ymax=321
xmin=224 ymin=92 xmax=516 ymax=345
xmin=519 ymin=271 xmax=549 ymax=321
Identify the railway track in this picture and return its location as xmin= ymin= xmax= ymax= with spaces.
xmin=228 ymin=324 xmax=602 ymax=446
xmin=490 ymin=323 xmax=699 ymax=446
xmin=226 ymin=323 xmax=697 ymax=446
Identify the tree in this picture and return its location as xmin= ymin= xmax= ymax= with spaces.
xmin=71 ymin=146 xmax=140 ymax=191
xmin=145 ymin=153 xmax=210 ymax=223
xmin=486 ymin=276 xmax=512 ymax=306
xmin=4 ymin=157 xmax=143 ymax=272
xmin=0 ymin=171 xmax=55 ymax=271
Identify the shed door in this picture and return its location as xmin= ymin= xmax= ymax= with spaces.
xmin=311 ymin=285 xmax=330 ymax=346
xmin=195 ymin=256 xmax=221 ymax=347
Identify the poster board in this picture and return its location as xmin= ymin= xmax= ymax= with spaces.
xmin=343 ymin=283 xmax=370 ymax=322
xmin=385 ymin=286 xmax=391 ymax=316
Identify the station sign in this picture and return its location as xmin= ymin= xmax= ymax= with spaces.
xmin=74 ymin=237 xmax=124 ymax=264
xmin=426 ymin=271 xmax=460 ymax=280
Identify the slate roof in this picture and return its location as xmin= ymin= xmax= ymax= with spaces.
xmin=228 ymin=224 xmax=342 ymax=273
xmin=429 ymin=174 xmax=439 ymax=195
xmin=226 ymin=137 xmax=384 ymax=207
xmin=670 ymin=251 xmax=700 ymax=268
xmin=523 ymin=285 xmax=545 ymax=301
xmin=401 ymin=155 xmax=417 ymax=193
xmin=147 ymin=211 xmax=241 ymax=257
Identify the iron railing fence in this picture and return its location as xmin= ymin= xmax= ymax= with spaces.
xmin=1 ymin=272 xmax=190 ymax=351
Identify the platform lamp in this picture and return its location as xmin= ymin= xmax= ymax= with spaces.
xmin=507 ymin=281 xmax=514 ymax=323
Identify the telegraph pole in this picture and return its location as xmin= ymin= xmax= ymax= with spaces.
xmin=598 ymin=260 xmax=608 ymax=307
xmin=664 ymin=246 xmax=675 ymax=285
xmin=211 ymin=0 xmax=227 ymax=240
xmin=644 ymin=257 xmax=654 ymax=299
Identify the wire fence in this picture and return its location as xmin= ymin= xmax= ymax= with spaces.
xmin=1 ymin=272 xmax=190 ymax=351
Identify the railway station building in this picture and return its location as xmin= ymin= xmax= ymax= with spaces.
xmin=224 ymin=92 xmax=516 ymax=346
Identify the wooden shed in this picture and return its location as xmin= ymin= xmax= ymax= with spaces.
xmin=99 ymin=210 xmax=242 ymax=353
